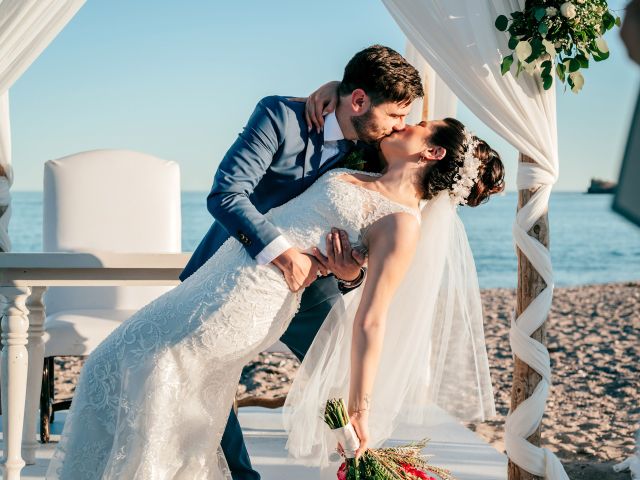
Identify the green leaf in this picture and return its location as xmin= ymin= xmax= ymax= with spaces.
xmin=576 ymin=53 xmax=589 ymax=68
xmin=615 ymin=16 xmax=622 ymax=27
xmin=543 ymin=74 xmax=553 ymax=90
xmin=556 ymin=62 xmax=566 ymax=82
xmin=495 ymin=15 xmax=509 ymax=31
xmin=541 ymin=60 xmax=552 ymax=75
xmin=508 ymin=36 xmax=519 ymax=49
xmin=526 ymin=37 xmax=544 ymax=63
xmin=603 ymin=12 xmax=616 ymax=30
xmin=538 ymin=22 xmax=549 ymax=35
xmin=568 ymin=58 xmax=581 ymax=72
xmin=593 ymin=50 xmax=610 ymax=61
xmin=534 ymin=7 xmax=546 ymax=22
xmin=501 ymin=54 xmax=514 ymax=75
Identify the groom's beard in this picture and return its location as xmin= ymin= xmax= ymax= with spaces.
xmin=351 ymin=109 xmax=388 ymax=145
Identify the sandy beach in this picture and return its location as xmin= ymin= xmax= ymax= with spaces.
xmin=54 ymin=281 xmax=639 ymax=478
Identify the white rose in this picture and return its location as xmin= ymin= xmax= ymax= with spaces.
xmin=569 ymin=71 xmax=584 ymax=93
xmin=560 ymin=2 xmax=577 ymax=19
xmin=595 ymin=37 xmax=609 ymax=53
xmin=515 ymin=40 xmax=533 ymax=62
xmin=542 ymin=39 xmax=557 ymax=57
xmin=546 ymin=7 xmax=558 ymax=17
xmin=576 ymin=0 xmax=585 ymax=3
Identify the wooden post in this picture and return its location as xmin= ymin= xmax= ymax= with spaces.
xmin=421 ymin=71 xmax=430 ymax=121
xmin=508 ymin=153 xmax=549 ymax=480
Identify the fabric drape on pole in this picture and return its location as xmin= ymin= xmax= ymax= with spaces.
xmin=0 ymin=0 xmax=86 ymax=252
xmin=0 ymin=93 xmax=11 ymax=251
xmin=382 ymin=1 xmax=566 ymax=479
xmin=405 ymin=41 xmax=458 ymax=123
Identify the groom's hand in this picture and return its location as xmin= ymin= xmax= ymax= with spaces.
xmin=272 ymin=248 xmax=320 ymax=292
xmin=312 ymin=228 xmax=365 ymax=281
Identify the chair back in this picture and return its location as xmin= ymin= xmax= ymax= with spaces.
xmin=43 ymin=149 xmax=181 ymax=313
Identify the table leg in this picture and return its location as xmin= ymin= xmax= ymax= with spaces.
xmin=23 ymin=287 xmax=46 ymax=465
xmin=0 ymin=286 xmax=31 ymax=480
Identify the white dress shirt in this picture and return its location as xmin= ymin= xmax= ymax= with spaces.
xmin=255 ymin=112 xmax=350 ymax=265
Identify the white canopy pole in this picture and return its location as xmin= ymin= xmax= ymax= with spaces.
xmin=382 ymin=1 xmax=566 ymax=479
xmin=0 ymin=0 xmax=86 ymax=252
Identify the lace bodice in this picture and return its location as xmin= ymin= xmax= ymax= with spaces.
xmin=46 ymin=168 xmax=421 ymax=480
xmin=267 ymin=168 xmax=421 ymax=255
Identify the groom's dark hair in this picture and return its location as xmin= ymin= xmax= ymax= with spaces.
xmin=338 ymin=44 xmax=423 ymax=107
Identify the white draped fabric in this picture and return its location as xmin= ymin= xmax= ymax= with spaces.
xmin=405 ymin=41 xmax=458 ymax=122
xmin=382 ymin=1 xmax=567 ymax=479
xmin=0 ymin=93 xmax=12 ymax=251
xmin=0 ymin=0 xmax=86 ymax=252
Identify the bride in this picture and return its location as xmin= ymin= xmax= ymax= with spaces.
xmin=46 ymin=117 xmax=504 ymax=479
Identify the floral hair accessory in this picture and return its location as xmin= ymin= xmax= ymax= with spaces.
xmin=450 ymin=128 xmax=481 ymax=206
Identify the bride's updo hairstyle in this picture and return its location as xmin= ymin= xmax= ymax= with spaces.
xmin=421 ymin=118 xmax=505 ymax=207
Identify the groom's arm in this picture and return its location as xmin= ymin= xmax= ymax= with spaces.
xmin=207 ymin=96 xmax=289 ymax=260
xmin=207 ymin=96 xmax=320 ymax=291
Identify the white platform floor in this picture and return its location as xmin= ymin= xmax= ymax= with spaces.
xmin=1 ymin=407 xmax=507 ymax=479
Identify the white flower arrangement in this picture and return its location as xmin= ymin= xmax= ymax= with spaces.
xmin=495 ymin=0 xmax=620 ymax=93
xmin=450 ymin=129 xmax=481 ymax=206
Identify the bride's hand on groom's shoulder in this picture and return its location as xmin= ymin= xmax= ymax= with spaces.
xmin=305 ymin=81 xmax=340 ymax=133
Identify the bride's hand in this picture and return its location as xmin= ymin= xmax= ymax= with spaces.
xmin=312 ymin=228 xmax=366 ymax=281
xmin=348 ymin=410 xmax=370 ymax=459
xmin=305 ymin=81 xmax=340 ymax=133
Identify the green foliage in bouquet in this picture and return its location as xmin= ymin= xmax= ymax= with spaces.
xmin=324 ymin=398 xmax=457 ymax=480
xmin=495 ymin=0 xmax=620 ymax=93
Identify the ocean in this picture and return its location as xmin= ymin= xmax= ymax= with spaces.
xmin=9 ymin=191 xmax=640 ymax=289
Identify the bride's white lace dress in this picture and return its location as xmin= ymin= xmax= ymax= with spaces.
xmin=46 ymin=168 xmax=419 ymax=480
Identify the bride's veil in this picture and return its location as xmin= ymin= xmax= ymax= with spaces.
xmin=283 ymin=190 xmax=496 ymax=467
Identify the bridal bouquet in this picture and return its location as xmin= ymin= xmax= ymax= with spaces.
xmin=324 ymin=398 xmax=455 ymax=480
xmin=495 ymin=0 xmax=620 ymax=93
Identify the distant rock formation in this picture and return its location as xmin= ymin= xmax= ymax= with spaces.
xmin=587 ymin=178 xmax=617 ymax=194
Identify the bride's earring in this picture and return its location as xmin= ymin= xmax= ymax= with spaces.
xmin=424 ymin=146 xmax=447 ymax=161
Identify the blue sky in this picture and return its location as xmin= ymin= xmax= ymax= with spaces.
xmin=9 ymin=0 xmax=639 ymax=192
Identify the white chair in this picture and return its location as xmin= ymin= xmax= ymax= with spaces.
xmin=40 ymin=149 xmax=181 ymax=441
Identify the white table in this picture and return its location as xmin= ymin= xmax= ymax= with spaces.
xmin=0 ymin=252 xmax=190 ymax=480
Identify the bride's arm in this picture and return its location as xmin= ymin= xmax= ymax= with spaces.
xmin=305 ymin=81 xmax=340 ymax=131
xmin=348 ymin=212 xmax=420 ymax=457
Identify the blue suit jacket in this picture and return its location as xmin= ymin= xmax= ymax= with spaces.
xmin=181 ymin=96 xmax=353 ymax=280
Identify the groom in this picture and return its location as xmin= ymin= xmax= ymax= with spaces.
xmin=181 ymin=44 xmax=423 ymax=479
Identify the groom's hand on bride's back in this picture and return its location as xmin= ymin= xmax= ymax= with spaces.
xmin=271 ymin=248 xmax=320 ymax=292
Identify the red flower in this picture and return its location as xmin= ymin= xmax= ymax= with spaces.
xmin=337 ymin=462 xmax=347 ymax=480
xmin=400 ymin=462 xmax=434 ymax=480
